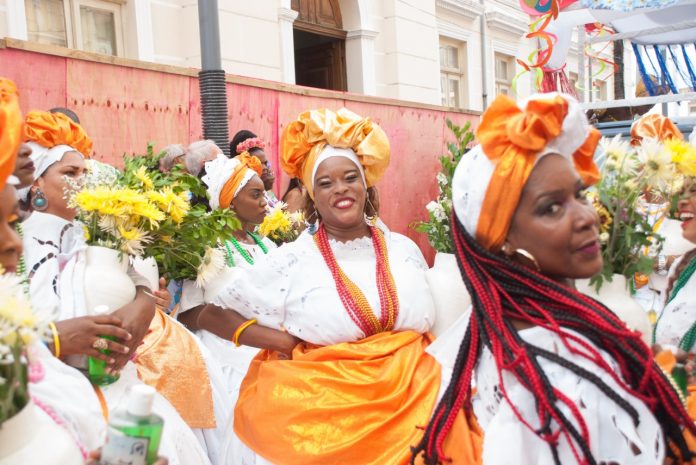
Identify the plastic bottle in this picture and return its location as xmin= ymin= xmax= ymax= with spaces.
xmin=101 ymin=385 xmax=163 ymax=465
xmin=87 ymin=304 xmax=120 ymax=385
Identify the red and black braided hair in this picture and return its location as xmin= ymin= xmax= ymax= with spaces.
xmin=411 ymin=213 xmax=696 ymax=465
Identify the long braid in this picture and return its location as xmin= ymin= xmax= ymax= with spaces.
xmin=411 ymin=214 xmax=695 ymax=465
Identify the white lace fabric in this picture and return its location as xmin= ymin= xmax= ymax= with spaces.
xmin=473 ymin=326 xmax=664 ymax=465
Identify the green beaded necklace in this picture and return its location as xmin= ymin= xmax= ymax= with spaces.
xmin=224 ymin=231 xmax=268 ymax=267
xmin=652 ymin=256 xmax=696 ymax=349
xmin=15 ymin=223 xmax=29 ymax=292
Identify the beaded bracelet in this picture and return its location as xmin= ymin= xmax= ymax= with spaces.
xmin=48 ymin=322 xmax=61 ymax=358
xmin=233 ymin=319 xmax=257 ymax=347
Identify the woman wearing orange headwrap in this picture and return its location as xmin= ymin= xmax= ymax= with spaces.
xmin=20 ymin=111 xmax=213 ymax=465
xmin=629 ymin=114 xmax=693 ymax=320
xmin=192 ymin=108 xmax=480 ymax=465
xmin=176 ymin=152 xmax=279 ymax=464
xmin=415 ymin=94 xmax=692 ymax=465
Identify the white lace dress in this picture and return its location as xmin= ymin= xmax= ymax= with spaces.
xmin=179 ymin=236 xmax=276 ymax=464
xmin=654 ymin=254 xmax=696 ymax=351
xmin=429 ymin=316 xmax=664 ymax=465
xmin=22 ymin=211 xmax=213 ymax=465
xmin=211 ymin=226 xmax=436 ymax=465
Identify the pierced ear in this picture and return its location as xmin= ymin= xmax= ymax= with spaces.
xmin=500 ymin=242 xmax=514 ymax=256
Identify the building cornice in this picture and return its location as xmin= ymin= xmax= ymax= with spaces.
xmin=277 ymin=7 xmax=299 ymax=22
xmin=485 ymin=10 xmax=529 ymax=36
xmin=436 ymin=0 xmax=484 ymax=20
xmin=437 ymin=19 xmax=472 ymax=42
xmin=346 ymin=29 xmax=379 ymax=40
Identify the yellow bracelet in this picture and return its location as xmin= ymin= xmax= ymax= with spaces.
xmin=233 ymin=319 xmax=257 ymax=347
xmin=48 ymin=322 xmax=61 ymax=358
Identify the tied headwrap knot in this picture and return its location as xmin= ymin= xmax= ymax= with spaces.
xmin=280 ymin=108 xmax=390 ymax=199
xmin=218 ymin=152 xmax=263 ymax=209
xmin=474 ymin=94 xmax=600 ymax=250
xmin=24 ymin=110 xmax=92 ymax=157
xmin=0 ymin=78 xmax=22 ymax=190
xmin=631 ymin=114 xmax=683 ymax=145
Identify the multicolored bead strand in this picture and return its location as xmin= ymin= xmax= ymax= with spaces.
xmin=314 ymin=225 xmax=399 ymax=337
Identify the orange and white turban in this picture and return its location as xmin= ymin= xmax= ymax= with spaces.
xmin=23 ymin=110 xmax=92 ymax=180
xmin=630 ymin=114 xmax=683 ymax=145
xmin=280 ymin=108 xmax=390 ymax=199
xmin=202 ymin=152 xmax=263 ymax=210
xmin=452 ymin=93 xmax=600 ymax=251
xmin=0 ymin=78 xmax=22 ymax=191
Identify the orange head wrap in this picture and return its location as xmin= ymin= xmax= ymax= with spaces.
xmin=24 ymin=110 xmax=92 ymax=157
xmin=630 ymin=114 xmax=683 ymax=145
xmin=218 ymin=152 xmax=263 ymax=209
xmin=0 ymin=78 xmax=22 ymax=191
xmin=280 ymin=108 xmax=390 ymax=199
xmin=455 ymin=94 xmax=600 ymax=251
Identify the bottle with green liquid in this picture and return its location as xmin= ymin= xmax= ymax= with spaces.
xmin=101 ymin=385 xmax=163 ymax=465
xmin=88 ymin=305 xmax=120 ymax=385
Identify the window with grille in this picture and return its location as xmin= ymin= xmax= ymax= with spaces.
xmin=24 ymin=0 xmax=123 ymax=56
xmin=495 ymin=53 xmax=514 ymax=97
xmin=440 ymin=40 xmax=468 ymax=109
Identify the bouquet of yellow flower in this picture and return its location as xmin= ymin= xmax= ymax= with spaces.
xmin=0 ymin=272 xmax=46 ymax=425
xmin=259 ymin=201 xmax=305 ymax=245
xmin=70 ymin=158 xmax=187 ymax=256
xmin=119 ymin=149 xmax=241 ymax=282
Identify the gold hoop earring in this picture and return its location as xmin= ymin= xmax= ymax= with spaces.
xmin=501 ymin=243 xmax=541 ymax=272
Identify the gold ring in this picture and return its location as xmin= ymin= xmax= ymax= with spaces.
xmin=92 ymin=338 xmax=109 ymax=351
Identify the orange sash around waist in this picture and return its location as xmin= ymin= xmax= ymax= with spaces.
xmin=135 ymin=309 xmax=216 ymax=429
xmin=235 ymin=330 xmax=482 ymax=465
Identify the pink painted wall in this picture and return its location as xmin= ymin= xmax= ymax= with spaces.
xmin=1 ymin=47 xmax=478 ymax=263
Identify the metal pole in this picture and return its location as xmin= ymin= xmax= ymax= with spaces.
xmin=198 ymin=0 xmax=222 ymax=70
xmin=197 ymin=0 xmax=229 ymax=156
xmin=479 ymin=0 xmax=488 ymax=110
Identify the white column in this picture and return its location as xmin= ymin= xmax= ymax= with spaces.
xmin=6 ymin=0 xmax=28 ymax=40
xmin=278 ymin=7 xmax=298 ymax=84
xmin=133 ymin=0 xmax=155 ymax=62
xmin=345 ymin=29 xmax=378 ymax=95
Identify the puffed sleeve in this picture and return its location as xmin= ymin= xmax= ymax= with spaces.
xmin=211 ymin=243 xmax=300 ymax=330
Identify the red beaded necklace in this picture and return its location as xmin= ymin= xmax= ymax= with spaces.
xmin=314 ymin=225 xmax=400 ymax=336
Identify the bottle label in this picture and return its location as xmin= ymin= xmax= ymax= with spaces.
xmin=101 ymin=427 xmax=150 ymax=465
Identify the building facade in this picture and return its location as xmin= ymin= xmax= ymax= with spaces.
xmin=1 ymin=0 xmax=617 ymax=111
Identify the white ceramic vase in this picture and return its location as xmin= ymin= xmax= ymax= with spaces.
xmin=426 ymin=252 xmax=472 ymax=337
xmin=576 ymin=274 xmax=652 ymax=345
xmin=0 ymin=400 xmax=84 ymax=465
xmin=83 ymin=245 xmax=136 ymax=315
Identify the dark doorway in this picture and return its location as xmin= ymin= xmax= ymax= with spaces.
xmin=294 ymin=29 xmax=347 ymax=91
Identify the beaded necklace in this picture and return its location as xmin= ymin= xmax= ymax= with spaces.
xmin=224 ymin=231 xmax=268 ymax=267
xmin=313 ymin=225 xmax=399 ymax=337
xmin=15 ymin=223 xmax=29 ymax=292
xmin=669 ymin=256 xmax=696 ymax=352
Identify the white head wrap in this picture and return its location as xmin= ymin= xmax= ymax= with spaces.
xmin=17 ymin=141 xmax=83 ymax=201
xmin=311 ymin=145 xmax=367 ymax=190
xmin=202 ymin=154 xmax=258 ymax=210
xmin=452 ymin=93 xmax=593 ymax=240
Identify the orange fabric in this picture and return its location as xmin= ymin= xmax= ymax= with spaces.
xmin=475 ymin=95 xmax=600 ymax=250
xmin=475 ymin=95 xmax=567 ymax=251
xmin=135 ymin=309 xmax=216 ymax=428
xmin=684 ymin=386 xmax=696 ymax=464
xmin=0 ymin=78 xmax=22 ymax=190
xmin=280 ymin=108 xmax=390 ymax=199
xmin=235 ymin=330 xmax=480 ymax=465
xmin=572 ymin=127 xmax=601 ymax=186
xmin=655 ymin=349 xmax=677 ymax=374
xmin=92 ymin=385 xmax=109 ymax=421
xmin=24 ymin=110 xmax=92 ymax=157
xmin=219 ymin=151 xmax=263 ymax=209
xmin=631 ymin=114 xmax=683 ymax=146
